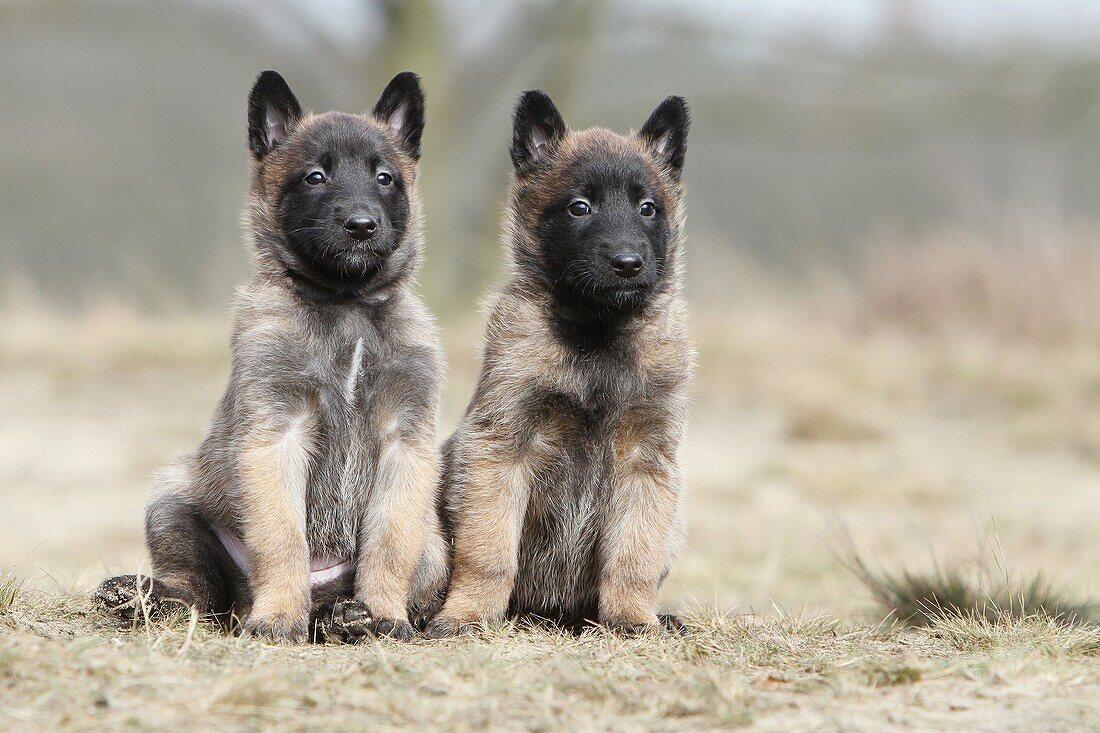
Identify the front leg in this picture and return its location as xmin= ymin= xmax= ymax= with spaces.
xmin=238 ymin=414 xmax=315 ymax=642
xmin=353 ymin=411 xmax=438 ymax=641
xmin=598 ymin=410 xmax=684 ymax=634
xmin=424 ymin=437 xmax=532 ymax=639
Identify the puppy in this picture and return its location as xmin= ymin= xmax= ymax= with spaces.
xmin=95 ymin=70 xmax=448 ymax=642
xmin=427 ymin=90 xmax=693 ymax=636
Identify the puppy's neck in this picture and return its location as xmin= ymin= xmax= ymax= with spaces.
xmin=283 ymin=268 xmax=379 ymax=306
xmin=513 ymin=277 xmax=646 ymax=354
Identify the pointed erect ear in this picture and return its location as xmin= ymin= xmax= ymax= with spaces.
xmin=637 ymin=96 xmax=690 ymax=181
xmin=372 ymin=71 xmax=426 ymax=160
xmin=510 ymin=90 xmax=567 ymax=176
xmin=247 ymin=70 xmax=303 ymax=160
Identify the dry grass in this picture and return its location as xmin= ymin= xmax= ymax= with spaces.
xmin=3 ymin=237 xmax=1100 ymax=731
xmin=0 ymin=569 xmax=23 ymax=615
xmin=820 ymin=222 xmax=1100 ymax=343
xmin=4 ymin=590 xmax=1100 ymax=732
xmin=848 ymin=553 xmax=1098 ymax=628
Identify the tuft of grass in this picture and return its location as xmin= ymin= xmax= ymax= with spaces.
xmin=848 ymin=555 xmax=1097 ymax=628
xmin=0 ymin=569 xmax=23 ymax=616
xmin=931 ymin=609 xmax=1100 ymax=656
xmin=932 ymin=607 xmax=1100 ymax=651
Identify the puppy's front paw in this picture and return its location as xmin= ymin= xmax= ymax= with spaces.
xmin=327 ymin=599 xmax=415 ymax=642
xmin=601 ymin=612 xmax=662 ymax=637
xmin=374 ymin=617 xmax=415 ymax=642
xmin=244 ymin=612 xmax=308 ymax=643
xmin=408 ymin=595 xmax=445 ymax=632
xmin=658 ymin=613 xmax=688 ymax=634
xmin=423 ymin=615 xmax=479 ymax=640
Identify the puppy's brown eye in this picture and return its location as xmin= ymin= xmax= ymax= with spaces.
xmin=376 ymin=172 xmax=393 ymax=186
xmin=305 ymin=171 xmax=325 ymax=185
xmin=639 ymin=201 xmax=656 ymax=217
xmin=568 ymin=200 xmax=591 ymax=217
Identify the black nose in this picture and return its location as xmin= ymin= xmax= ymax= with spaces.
xmin=610 ymin=252 xmax=644 ymax=279
xmin=343 ymin=216 xmax=378 ymax=241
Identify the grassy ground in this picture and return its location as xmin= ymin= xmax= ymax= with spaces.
xmin=5 ymin=593 xmax=1100 ymax=732
xmin=2 ymin=297 xmax=1100 ymax=731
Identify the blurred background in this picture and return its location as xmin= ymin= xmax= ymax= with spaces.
xmin=2 ymin=0 xmax=1099 ymax=616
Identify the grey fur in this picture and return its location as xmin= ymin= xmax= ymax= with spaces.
xmin=430 ymin=102 xmax=694 ymax=635
xmin=98 ymin=73 xmax=447 ymax=641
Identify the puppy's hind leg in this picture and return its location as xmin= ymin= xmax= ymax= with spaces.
xmin=93 ymin=574 xmax=187 ymax=625
xmin=95 ymin=463 xmax=245 ymax=629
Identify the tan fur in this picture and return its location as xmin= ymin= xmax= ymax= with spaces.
xmin=436 ymin=284 xmax=692 ymax=631
xmin=439 ymin=439 xmax=547 ymax=626
xmin=354 ymin=401 xmax=439 ymax=622
xmin=238 ymin=412 xmax=317 ymax=631
xmin=599 ymin=408 xmax=683 ymax=626
xmin=430 ymin=102 xmax=693 ymax=635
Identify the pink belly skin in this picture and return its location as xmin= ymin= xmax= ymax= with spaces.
xmin=213 ymin=527 xmax=353 ymax=588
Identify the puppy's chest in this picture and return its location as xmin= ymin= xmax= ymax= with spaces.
xmin=512 ymin=400 xmax=616 ymax=615
xmin=338 ymin=335 xmax=368 ymax=407
xmin=311 ymin=332 xmax=402 ymax=428
xmin=302 ymin=332 xmax=407 ymax=554
xmin=326 ymin=335 xmax=380 ymax=415
xmin=522 ymin=394 xmax=620 ymax=520
xmin=518 ymin=354 xmax=658 ymax=530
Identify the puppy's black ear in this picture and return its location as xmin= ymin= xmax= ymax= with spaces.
xmin=248 ymin=70 xmax=303 ymax=160
xmin=372 ymin=71 xmax=426 ymax=160
xmin=510 ymin=90 xmax=567 ymax=176
xmin=637 ymin=96 xmax=690 ymax=181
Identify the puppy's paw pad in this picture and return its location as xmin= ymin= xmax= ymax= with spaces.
xmin=326 ymin=601 xmax=416 ymax=642
xmin=327 ymin=599 xmax=375 ymax=642
xmin=93 ymin=575 xmax=171 ymax=622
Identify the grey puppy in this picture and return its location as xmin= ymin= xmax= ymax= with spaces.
xmin=426 ymin=90 xmax=693 ymax=637
xmin=95 ymin=70 xmax=447 ymax=642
